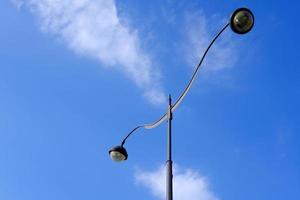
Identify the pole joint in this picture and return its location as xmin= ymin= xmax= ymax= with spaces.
xmin=168 ymin=94 xmax=173 ymax=120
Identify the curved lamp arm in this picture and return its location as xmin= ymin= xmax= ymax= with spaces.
xmin=120 ymin=23 xmax=230 ymax=146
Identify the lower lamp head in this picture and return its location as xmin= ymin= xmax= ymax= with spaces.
xmin=109 ymin=146 xmax=128 ymax=162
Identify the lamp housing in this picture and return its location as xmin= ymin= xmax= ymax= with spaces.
xmin=109 ymin=146 xmax=128 ymax=162
xmin=230 ymin=8 xmax=254 ymax=34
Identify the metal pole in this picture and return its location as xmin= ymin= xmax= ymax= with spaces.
xmin=166 ymin=95 xmax=173 ymax=200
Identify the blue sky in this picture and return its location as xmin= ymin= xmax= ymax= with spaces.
xmin=1 ymin=0 xmax=299 ymax=200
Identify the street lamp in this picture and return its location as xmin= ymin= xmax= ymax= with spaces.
xmin=230 ymin=8 xmax=254 ymax=34
xmin=109 ymin=7 xmax=254 ymax=200
xmin=109 ymin=145 xmax=128 ymax=162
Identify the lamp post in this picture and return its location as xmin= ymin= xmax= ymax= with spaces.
xmin=109 ymin=8 xmax=254 ymax=200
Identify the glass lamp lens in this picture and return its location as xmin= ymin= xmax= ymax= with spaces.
xmin=232 ymin=10 xmax=254 ymax=33
xmin=110 ymin=151 xmax=126 ymax=162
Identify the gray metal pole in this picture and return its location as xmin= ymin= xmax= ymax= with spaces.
xmin=166 ymin=95 xmax=173 ymax=200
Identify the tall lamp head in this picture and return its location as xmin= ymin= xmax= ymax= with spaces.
xmin=230 ymin=8 xmax=254 ymax=34
xmin=109 ymin=145 xmax=128 ymax=162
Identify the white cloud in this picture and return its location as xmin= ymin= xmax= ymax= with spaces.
xmin=184 ymin=11 xmax=238 ymax=73
xmin=135 ymin=165 xmax=219 ymax=200
xmin=12 ymin=0 xmax=166 ymax=105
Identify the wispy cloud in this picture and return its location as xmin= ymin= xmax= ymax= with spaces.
xmin=10 ymin=0 xmax=24 ymax=10
xmin=12 ymin=0 xmax=166 ymax=105
xmin=183 ymin=11 xmax=238 ymax=73
xmin=135 ymin=165 xmax=219 ymax=200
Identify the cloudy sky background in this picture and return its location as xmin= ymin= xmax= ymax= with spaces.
xmin=1 ymin=0 xmax=299 ymax=199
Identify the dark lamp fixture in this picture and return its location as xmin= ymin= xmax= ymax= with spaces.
xmin=109 ymin=146 xmax=128 ymax=162
xmin=230 ymin=8 xmax=254 ymax=34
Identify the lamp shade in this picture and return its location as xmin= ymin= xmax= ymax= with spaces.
xmin=109 ymin=146 xmax=128 ymax=162
xmin=230 ymin=8 xmax=254 ymax=34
